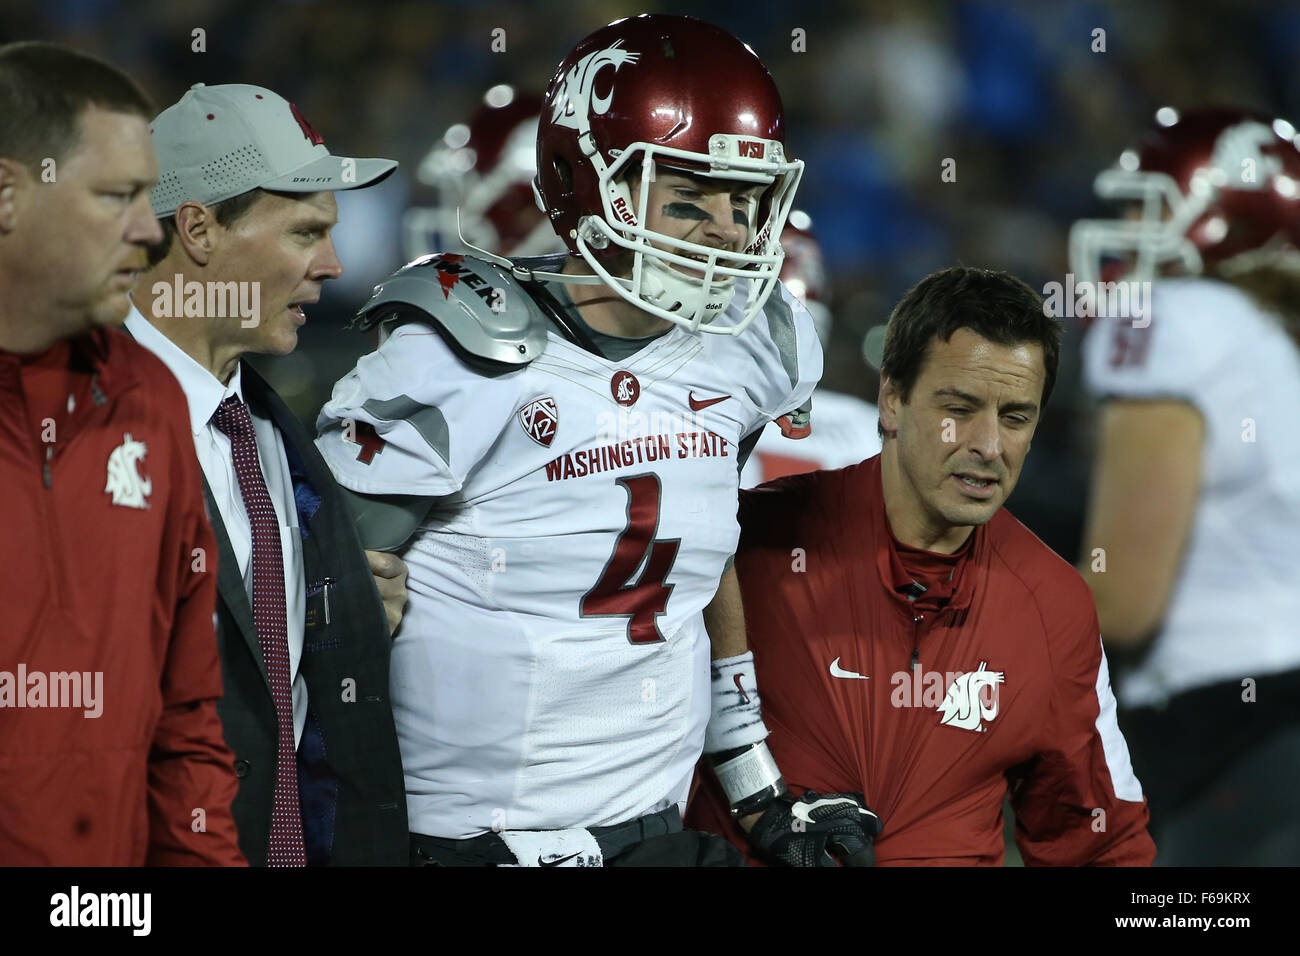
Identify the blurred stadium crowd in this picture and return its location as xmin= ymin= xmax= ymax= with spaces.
xmin=6 ymin=0 xmax=1296 ymax=560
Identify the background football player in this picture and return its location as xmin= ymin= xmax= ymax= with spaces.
xmin=315 ymin=14 xmax=880 ymax=866
xmin=401 ymin=84 xmax=562 ymax=261
xmin=739 ymin=212 xmax=882 ymax=488
xmin=1073 ymin=107 xmax=1300 ymax=864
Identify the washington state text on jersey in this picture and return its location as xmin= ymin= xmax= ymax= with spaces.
xmin=544 ymin=430 xmax=730 ymax=481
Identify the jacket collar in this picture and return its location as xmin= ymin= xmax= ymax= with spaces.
xmin=868 ymin=454 xmax=985 ymax=614
xmin=0 ymin=325 xmax=140 ymax=403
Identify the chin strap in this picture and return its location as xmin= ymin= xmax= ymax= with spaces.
xmin=454 ymin=209 xmax=604 ymax=286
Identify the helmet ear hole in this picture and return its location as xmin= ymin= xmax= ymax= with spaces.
xmin=553 ymin=156 xmax=573 ymax=194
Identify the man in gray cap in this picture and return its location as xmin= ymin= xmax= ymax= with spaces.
xmin=127 ymin=83 xmax=408 ymax=866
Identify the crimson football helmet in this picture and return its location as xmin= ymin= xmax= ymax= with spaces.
xmin=1070 ymin=106 xmax=1300 ymax=286
xmin=534 ymin=14 xmax=804 ymax=334
xmin=402 ymin=85 xmax=560 ymax=260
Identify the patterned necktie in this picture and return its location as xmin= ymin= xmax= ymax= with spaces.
xmin=212 ymin=395 xmax=306 ymax=866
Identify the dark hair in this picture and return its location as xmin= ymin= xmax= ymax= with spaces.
xmin=0 ymin=41 xmax=152 ymax=169
xmin=880 ymin=266 xmax=1061 ymax=434
xmin=144 ymin=188 xmax=268 ymax=268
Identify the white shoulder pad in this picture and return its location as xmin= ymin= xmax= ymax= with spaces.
xmin=1082 ymin=278 xmax=1241 ymax=406
xmin=316 ymin=322 xmax=526 ymax=498
xmin=354 ymin=253 xmax=549 ymax=367
xmin=728 ymin=280 xmax=824 ymax=436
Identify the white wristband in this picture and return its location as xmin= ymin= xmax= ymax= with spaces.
xmin=704 ymin=651 xmax=769 ymax=753
xmin=713 ymin=741 xmax=783 ymax=806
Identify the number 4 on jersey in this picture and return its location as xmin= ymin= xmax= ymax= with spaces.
xmin=581 ymin=474 xmax=681 ymax=644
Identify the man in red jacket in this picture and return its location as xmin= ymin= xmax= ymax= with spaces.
xmin=0 ymin=42 xmax=245 ymax=865
xmin=688 ymin=266 xmax=1155 ymax=866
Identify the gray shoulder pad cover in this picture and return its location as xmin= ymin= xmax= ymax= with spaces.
xmin=353 ymin=253 xmax=549 ymax=367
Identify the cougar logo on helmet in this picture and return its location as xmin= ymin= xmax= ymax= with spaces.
xmin=1209 ymin=121 xmax=1283 ymax=190
xmin=551 ymin=41 xmax=640 ymax=133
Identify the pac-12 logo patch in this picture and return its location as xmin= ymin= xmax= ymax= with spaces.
xmin=611 ymin=370 xmax=640 ymax=407
xmin=519 ymin=397 xmax=559 ymax=447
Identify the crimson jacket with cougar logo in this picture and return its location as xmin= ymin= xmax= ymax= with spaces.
xmin=686 ymin=455 xmax=1155 ymax=865
xmin=0 ymin=328 xmax=245 ymax=865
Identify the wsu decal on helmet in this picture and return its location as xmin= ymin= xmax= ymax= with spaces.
xmin=1209 ymin=121 xmax=1283 ymax=189
xmin=104 ymin=433 xmax=153 ymax=509
xmin=551 ymin=40 xmax=640 ymax=133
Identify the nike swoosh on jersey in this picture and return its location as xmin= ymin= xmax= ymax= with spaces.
xmin=538 ymin=852 xmax=581 ymax=866
xmin=791 ymin=796 xmax=863 ymax=824
xmin=829 ymin=657 xmax=870 ymax=680
xmin=688 ymin=391 xmax=731 ymax=411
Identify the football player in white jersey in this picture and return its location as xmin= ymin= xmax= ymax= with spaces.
xmin=739 ymin=213 xmax=882 ymax=488
xmin=1072 ymin=107 xmax=1300 ymax=864
xmin=316 ymin=14 xmax=881 ymax=866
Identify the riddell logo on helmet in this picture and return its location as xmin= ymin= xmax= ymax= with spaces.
xmin=612 ymin=196 xmax=637 ymax=225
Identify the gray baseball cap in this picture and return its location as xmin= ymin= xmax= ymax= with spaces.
xmin=149 ymin=83 xmax=397 ymax=216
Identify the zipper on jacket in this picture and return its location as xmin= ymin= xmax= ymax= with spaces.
xmin=34 ymin=433 xmax=66 ymax=608
xmin=909 ymin=613 xmax=922 ymax=670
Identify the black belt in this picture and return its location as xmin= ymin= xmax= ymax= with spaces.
xmin=411 ymin=806 xmax=682 ymax=866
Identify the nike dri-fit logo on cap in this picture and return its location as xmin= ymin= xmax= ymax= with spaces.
xmin=688 ymin=391 xmax=730 ymax=411
xmin=829 ymin=658 xmax=869 ymax=680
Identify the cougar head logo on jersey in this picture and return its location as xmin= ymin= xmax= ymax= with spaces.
xmin=937 ymin=662 xmax=1004 ymax=733
xmin=105 ymin=433 xmax=153 ymax=509
xmin=551 ymin=40 xmax=640 ymax=133
xmin=610 ymin=370 xmax=640 ymax=407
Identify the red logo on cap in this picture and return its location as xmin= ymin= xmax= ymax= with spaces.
xmin=289 ymin=102 xmax=324 ymax=146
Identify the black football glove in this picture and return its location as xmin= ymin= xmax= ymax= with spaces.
xmin=747 ymin=790 xmax=882 ymax=867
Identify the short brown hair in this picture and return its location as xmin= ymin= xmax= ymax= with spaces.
xmin=0 ymin=41 xmax=153 ymax=169
xmin=144 ymin=188 xmax=270 ymax=268
xmin=881 ymin=266 xmax=1062 ymax=432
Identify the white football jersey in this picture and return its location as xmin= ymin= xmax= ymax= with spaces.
xmin=317 ymin=276 xmax=821 ymax=837
xmin=740 ymin=388 xmax=881 ymax=488
xmin=1082 ymin=277 xmax=1300 ymax=707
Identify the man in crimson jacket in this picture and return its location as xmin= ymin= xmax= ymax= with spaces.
xmin=688 ymin=266 xmax=1155 ymax=866
xmin=0 ymin=43 xmax=244 ymax=865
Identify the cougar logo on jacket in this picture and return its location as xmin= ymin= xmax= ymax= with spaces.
xmin=552 ymin=41 xmax=640 ymax=131
xmin=104 ymin=432 xmax=152 ymax=509
xmin=937 ymin=661 xmax=1004 ymax=733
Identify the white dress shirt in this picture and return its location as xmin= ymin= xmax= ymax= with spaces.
xmin=126 ymin=303 xmax=308 ymax=746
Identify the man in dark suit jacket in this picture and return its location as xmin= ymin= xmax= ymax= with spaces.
xmin=125 ymin=82 xmax=409 ymax=865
